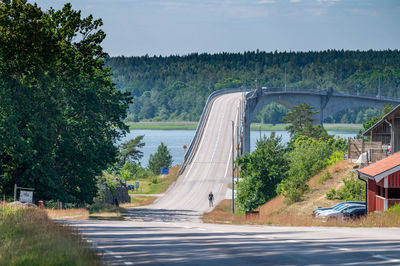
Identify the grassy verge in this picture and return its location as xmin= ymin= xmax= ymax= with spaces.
xmin=45 ymin=203 xmax=127 ymax=221
xmin=127 ymin=121 xmax=197 ymax=130
xmin=0 ymin=203 xmax=100 ymax=265
xmin=203 ymin=200 xmax=400 ymax=227
xmin=129 ymin=165 xmax=180 ymax=195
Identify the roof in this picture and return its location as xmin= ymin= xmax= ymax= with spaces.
xmin=363 ymin=103 xmax=400 ymax=136
xmin=357 ymin=152 xmax=400 ymax=182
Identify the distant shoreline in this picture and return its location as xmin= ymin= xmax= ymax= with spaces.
xmin=127 ymin=122 xmax=362 ymax=132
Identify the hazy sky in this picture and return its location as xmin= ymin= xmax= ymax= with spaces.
xmin=30 ymin=0 xmax=400 ymax=57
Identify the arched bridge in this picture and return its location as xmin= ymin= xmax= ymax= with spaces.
xmin=243 ymin=87 xmax=400 ymax=153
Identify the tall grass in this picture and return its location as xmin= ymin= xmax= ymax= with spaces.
xmin=0 ymin=203 xmax=100 ymax=266
xmin=203 ymin=200 xmax=400 ymax=227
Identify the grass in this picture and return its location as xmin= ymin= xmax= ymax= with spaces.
xmin=129 ymin=165 xmax=180 ymax=195
xmin=0 ymin=203 xmax=100 ymax=266
xmin=127 ymin=121 xmax=197 ymax=130
xmin=203 ymin=200 xmax=400 ymax=227
xmin=126 ymin=121 xmax=361 ymax=132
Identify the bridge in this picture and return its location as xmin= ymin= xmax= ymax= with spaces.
xmin=151 ymin=87 xmax=400 ymax=212
xmin=243 ymin=87 xmax=400 ymax=153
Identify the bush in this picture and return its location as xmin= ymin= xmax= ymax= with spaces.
xmin=319 ymin=170 xmax=332 ymax=184
xmin=326 ymin=189 xmax=337 ymax=200
xmin=277 ymin=137 xmax=333 ymax=203
xmin=336 ymin=174 xmax=365 ymax=201
xmin=152 ymin=178 xmax=159 ymax=184
xmin=325 ymin=173 xmax=365 ymax=201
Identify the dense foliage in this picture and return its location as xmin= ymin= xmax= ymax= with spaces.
xmin=0 ymin=1 xmax=131 ymax=203
xmin=237 ymin=133 xmax=288 ymax=212
xmin=106 ymin=50 xmax=400 ymax=123
xmin=277 ymin=137 xmax=334 ymax=203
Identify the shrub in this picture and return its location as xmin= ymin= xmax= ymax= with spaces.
xmin=326 ymin=189 xmax=337 ymax=200
xmin=152 ymin=178 xmax=159 ymax=184
xmin=318 ymin=170 xmax=332 ymax=184
xmin=326 ymin=173 xmax=365 ymax=201
xmin=277 ymin=137 xmax=333 ymax=203
xmin=336 ymin=174 xmax=365 ymax=201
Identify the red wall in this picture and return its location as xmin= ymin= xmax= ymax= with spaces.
xmin=368 ymin=179 xmax=377 ymax=213
xmin=388 ymin=172 xmax=400 ymax=188
xmin=375 ymin=196 xmax=385 ymax=211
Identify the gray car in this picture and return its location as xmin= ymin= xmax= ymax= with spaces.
xmin=316 ymin=204 xmax=366 ymax=219
xmin=312 ymin=201 xmax=365 ymax=216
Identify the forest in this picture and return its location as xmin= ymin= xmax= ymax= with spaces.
xmin=106 ymin=50 xmax=400 ymax=124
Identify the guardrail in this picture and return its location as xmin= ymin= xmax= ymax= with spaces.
xmin=259 ymin=87 xmax=400 ymax=102
xmin=178 ymin=87 xmax=245 ymax=175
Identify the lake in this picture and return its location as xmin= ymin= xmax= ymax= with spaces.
xmin=120 ymin=129 xmax=356 ymax=167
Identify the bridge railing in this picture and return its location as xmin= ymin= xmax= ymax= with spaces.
xmin=178 ymin=87 xmax=246 ymax=175
xmin=258 ymin=87 xmax=400 ymax=101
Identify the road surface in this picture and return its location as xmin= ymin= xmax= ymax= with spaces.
xmin=150 ymin=92 xmax=242 ymax=214
xmin=68 ymin=210 xmax=400 ymax=265
xmin=67 ymin=92 xmax=400 ymax=265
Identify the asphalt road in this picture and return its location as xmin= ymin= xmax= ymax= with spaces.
xmin=150 ymin=92 xmax=243 ymax=213
xmin=68 ymin=209 xmax=400 ymax=265
xmin=67 ymin=93 xmax=400 ymax=265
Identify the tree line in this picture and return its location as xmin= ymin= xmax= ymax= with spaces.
xmin=106 ymin=50 xmax=400 ymax=123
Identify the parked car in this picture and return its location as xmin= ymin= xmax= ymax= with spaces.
xmin=312 ymin=201 xmax=365 ymax=216
xmin=342 ymin=207 xmax=367 ymax=220
xmin=316 ymin=204 xmax=366 ymax=219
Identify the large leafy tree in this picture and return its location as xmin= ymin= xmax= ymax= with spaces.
xmin=237 ymin=133 xmax=288 ymax=212
xmin=148 ymin=142 xmax=173 ymax=175
xmin=0 ymin=1 xmax=131 ymax=203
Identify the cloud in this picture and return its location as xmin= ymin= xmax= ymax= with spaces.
xmin=316 ymin=0 xmax=340 ymax=4
xmin=290 ymin=0 xmax=301 ymax=3
xmin=257 ymin=0 xmax=275 ymax=4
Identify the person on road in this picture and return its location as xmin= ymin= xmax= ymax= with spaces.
xmin=208 ymin=192 xmax=214 ymax=207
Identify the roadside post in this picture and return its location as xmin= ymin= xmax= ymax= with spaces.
xmin=232 ymin=120 xmax=235 ymax=214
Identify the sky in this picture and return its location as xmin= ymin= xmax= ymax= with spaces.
xmin=30 ymin=0 xmax=400 ymax=57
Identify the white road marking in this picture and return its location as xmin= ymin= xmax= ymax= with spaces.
xmin=114 ymin=255 xmax=123 ymax=259
xmin=124 ymin=262 xmax=133 ymax=265
xmin=373 ymin=255 xmax=400 ymax=263
xmin=327 ymin=246 xmax=351 ymax=251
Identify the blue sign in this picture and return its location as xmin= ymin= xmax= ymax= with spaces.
xmin=160 ymin=167 xmax=169 ymax=175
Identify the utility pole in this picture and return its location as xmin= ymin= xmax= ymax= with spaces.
xmin=14 ymin=184 xmax=17 ymax=201
xmin=231 ymin=120 xmax=235 ymax=214
xmin=378 ymin=74 xmax=381 ymax=98
xmin=284 ymin=65 xmax=287 ymax=91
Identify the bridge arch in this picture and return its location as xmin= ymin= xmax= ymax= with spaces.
xmin=242 ymin=88 xmax=400 ymax=153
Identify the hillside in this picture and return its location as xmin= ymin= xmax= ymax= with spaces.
xmin=106 ymin=50 xmax=400 ymax=123
xmin=259 ymin=160 xmax=354 ymax=217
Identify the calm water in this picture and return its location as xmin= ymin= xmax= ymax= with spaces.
xmin=120 ymin=129 xmax=356 ymax=167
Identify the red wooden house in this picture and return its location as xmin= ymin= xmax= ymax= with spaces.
xmin=357 ymin=152 xmax=400 ymax=213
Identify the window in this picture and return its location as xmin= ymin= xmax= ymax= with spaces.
xmin=388 ymin=188 xmax=400 ymax=199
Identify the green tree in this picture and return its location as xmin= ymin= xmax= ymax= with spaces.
xmin=0 ymin=1 xmax=131 ymax=203
xmin=283 ymin=103 xmax=318 ymax=137
xmin=237 ymin=133 xmax=288 ymax=212
xmin=277 ymin=137 xmax=333 ymax=203
xmin=148 ymin=142 xmax=173 ymax=175
xmin=119 ymin=135 xmax=145 ymax=164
